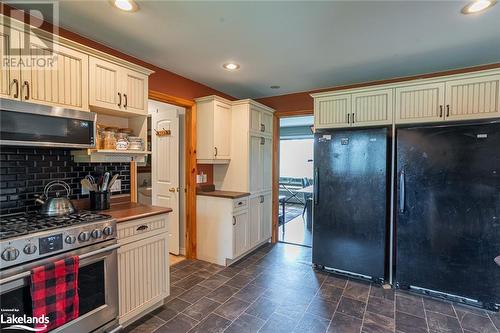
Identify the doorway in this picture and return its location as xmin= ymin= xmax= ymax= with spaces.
xmin=146 ymin=100 xmax=186 ymax=261
xmin=278 ymin=116 xmax=314 ymax=247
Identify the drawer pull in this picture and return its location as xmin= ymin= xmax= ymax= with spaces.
xmin=232 ymin=216 xmax=236 ymax=225
xmin=238 ymin=201 xmax=243 ymax=206
xmin=136 ymin=225 xmax=149 ymax=231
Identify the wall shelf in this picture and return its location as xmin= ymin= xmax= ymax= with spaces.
xmin=71 ymin=149 xmax=151 ymax=163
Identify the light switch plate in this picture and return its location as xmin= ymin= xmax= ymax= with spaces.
xmin=110 ymin=179 xmax=121 ymax=192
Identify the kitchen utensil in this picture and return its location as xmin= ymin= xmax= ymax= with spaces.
xmin=85 ymin=175 xmax=97 ymax=190
xmin=101 ymin=172 xmax=110 ymax=191
xmin=107 ymin=174 xmax=119 ymax=191
xmin=35 ymin=180 xmax=76 ymax=216
xmin=81 ymin=178 xmax=94 ymax=192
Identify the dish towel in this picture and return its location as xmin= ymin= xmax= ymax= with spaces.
xmin=30 ymin=256 xmax=80 ymax=332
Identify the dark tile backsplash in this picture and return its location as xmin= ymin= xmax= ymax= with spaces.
xmin=0 ymin=146 xmax=130 ymax=215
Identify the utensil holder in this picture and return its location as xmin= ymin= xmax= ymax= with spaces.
xmin=90 ymin=191 xmax=110 ymax=210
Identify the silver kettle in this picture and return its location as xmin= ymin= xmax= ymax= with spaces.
xmin=35 ymin=181 xmax=76 ymax=216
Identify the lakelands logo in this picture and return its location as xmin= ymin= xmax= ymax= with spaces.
xmin=1 ymin=314 xmax=49 ymax=332
xmin=1 ymin=1 xmax=60 ymax=70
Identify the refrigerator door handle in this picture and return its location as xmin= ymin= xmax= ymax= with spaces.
xmin=314 ymin=168 xmax=319 ymax=205
xmin=399 ymin=169 xmax=405 ymax=213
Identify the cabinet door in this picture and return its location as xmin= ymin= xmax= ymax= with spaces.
xmin=0 ymin=25 xmax=21 ymax=100
xmin=249 ymin=135 xmax=263 ymax=193
xmin=233 ymin=211 xmax=249 ymax=258
xmin=122 ymin=69 xmax=148 ymax=115
xmin=260 ymin=192 xmax=272 ymax=241
xmin=213 ymin=101 xmax=232 ymax=159
xmin=262 ymin=137 xmax=272 ymax=192
xmin=351 ymin=89 xmax=393 ymax=126
xmin=314 ymin=94 xmax=351 ymax=129
xmin=445 ymin=75 xmax=500 ymax=121
xmin=248 ymin=196 xmax=261 ymax=247
xmin=395 ymin=82 xmax=445 ymax=124
xmin=261 ymin=110 xmax=273 ymax=135
xmin=89 ymin=56 xmax=122 ymax=112
xmin=250 ymin=106 xmax=262 ymax=133
xmin=22 ymin=33 xmax=89 ymax=110
xmin=118 ymin=233 xmax=168 ymax=323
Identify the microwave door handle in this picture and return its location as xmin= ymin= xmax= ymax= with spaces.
xmin=0 ymin=244 xmax=120 ymax=285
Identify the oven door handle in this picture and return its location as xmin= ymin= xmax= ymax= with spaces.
xmin=0 ymin=244 xmax=120 ymax=285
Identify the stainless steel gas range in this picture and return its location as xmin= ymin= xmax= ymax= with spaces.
xmin=0 ymin=212 xmax=121 ymax=333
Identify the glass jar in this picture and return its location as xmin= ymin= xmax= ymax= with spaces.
xmin=96 ymin=124 xmax=105 ymax=149
xmin=103 ymin=130 xmax=117 ymax=150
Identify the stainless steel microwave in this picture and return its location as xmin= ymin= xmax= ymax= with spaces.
xmin=0 ymin=99 xmax=96 ymax=148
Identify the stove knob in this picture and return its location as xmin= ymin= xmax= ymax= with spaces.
xmin=91 ymin=229 xmax=103 ymax=239
xmin=78 ymin=231 xmax=91 ymax=242
xmin=103 ymin=226 xmax=114 ymax=236
xmin=1 ymin=247 xmax=20 ymax=261
xmin=65 ymin=235 xmax=77 ymax=244
xmin=23 ymin=244 xmax=37 ymax=255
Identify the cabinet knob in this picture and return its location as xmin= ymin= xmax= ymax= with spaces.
xmin=260 ymin=124 xmax=265 ymax=132
xmin=214 ymin=147 xmax=218 ymax=157
xmin=232 ymin=216 xmax=236 ymax=225
xmin=169 ymin=187 xmax=176 ymax=192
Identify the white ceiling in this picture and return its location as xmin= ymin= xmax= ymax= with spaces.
xmin=50 ymin=1 xmax=500 ymax=99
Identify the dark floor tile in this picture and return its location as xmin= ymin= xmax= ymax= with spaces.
xmin=214 ymin=297 xmax=250 ymax=321
xmin=245 ymin=296 xmax=279 ymax=321
xmin=156 ymin=313 xmax=198 ymax=333
xmin=218 ymin=266 xmax=242 ymax=278
xmin=165 ymin=285 xmax=187 ymax=303
xmin=367 ymin=296 xmax=395 ymax=319
xmin=344 ymin=280 xmax=370 ymax=302
xmin=225 ymin=274 xmax=253 ymax=288
xmin=363 ymin=311 xmax=395 ymax=333
xmin=182 ymin=297 xmax=221 ymax=321
xmin=165 ymin=298 xmax=192 ymax=312
xmin=324 ymin=274 xmax=348 ymax=288
xmin=328 ymin=313 xmax=363 ymax=333
xmin=172 ymin=269 xmax=196 ymax=281
xmin=198 ymin=274 xmax=230 ymax=290
xmin=171 ymin=259 xmax=195 ymax=271
xmin=173 ymin=275 xmax=206 ymax=290
xmin=233 ymin=283 xmax=266 ymax=302
xmin=306 ymin=297 xmax=338 ymax=320
xmin=423 ymin=298 xmax=456 ymax=317
xmin=224 ymin=313 xmax=265 ymax=333
xmin=188 ymin=313 xmax=231 ymax=333
xmin=489 ymin=311 xmax=500 ymax=330
xmin=318 ymin=284 xmax=344 ymax=302
xmin=458 ymin=311 xmax=497 ymax=333
xmin=274 ymin=298 xmax=310 ymax=319
xmin=259 ymin=312 xmax=299 ymax=333
xmin=395 ymin=311 xmax=427 ymax=333
xmin=336 ymin=296 xmax=366 ymax=319
xmin=453 ymin=304 xmax=488 ymax=318
xmin=178 ymin=285 xmax=212 ymax=304
xmin=426 ymin=311 xmax=461 ymax=333
xmin=206 ymin=284 xmax=240 ymax=303
xmin=294 ymin=313 xmax=330 ymax=333
xmin=123 ymin=314 xmax=165 ymax=333
xmin=370 ymin=286 xmax=395 ymax=301
xmin=396 ymin=294 xmax=425 ymax=318
xmin=155 ymin=305 xmax=181 ymax=322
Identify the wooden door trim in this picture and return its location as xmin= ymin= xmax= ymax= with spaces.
xmin=148 ymin=90 xmax=197 ymax=259
xmin=271 ymin=109 xmax=313 ymax=243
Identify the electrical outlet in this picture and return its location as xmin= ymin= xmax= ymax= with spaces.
xmin=110 ymin=179 xmax=121 ymax=192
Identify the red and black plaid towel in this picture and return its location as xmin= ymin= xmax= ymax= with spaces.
xmin=30 ymin=256 xmax=80 ymax=333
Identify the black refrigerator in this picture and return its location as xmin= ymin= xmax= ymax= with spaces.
xmin=313 ymin=127 xmax=389 ymax=282
xmin=396 ymin=122 xmax=500 ymax=309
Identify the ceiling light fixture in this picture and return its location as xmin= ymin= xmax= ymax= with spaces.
xmin=223 ymin=63 xmax=240 ymax=71
xmin=111 ymin=0 xmax=139 ymax=12
xmin=461 ymin=0 xmax=496 ymax=14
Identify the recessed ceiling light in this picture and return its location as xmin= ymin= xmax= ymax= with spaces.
xmin=462 ymin=0 xmax=496 ymax=14
xmin=111 ymin=0 xmax=139 ymax=12
xmin=270 ymin=85 xmax=281 ymax=89
xmin=223 ymin=63 xmax=240 ymax=71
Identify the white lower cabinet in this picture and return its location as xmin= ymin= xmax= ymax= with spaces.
xmin=232 ymin=210 xmax=250 ymax=258
xmin=117 ymin=214 xmax=170 ymax=326
xmin=249 ymin=192 xmax=272 ymax=246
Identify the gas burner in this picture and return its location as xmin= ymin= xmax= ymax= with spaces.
xmin=0 ymin=211 xmax=111 ymax=241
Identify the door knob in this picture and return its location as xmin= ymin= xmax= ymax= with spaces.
xmin=169 ymin=188 xmax=176 ymax=192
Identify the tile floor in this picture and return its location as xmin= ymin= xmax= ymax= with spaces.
xmin=279 ymin=214 xmax=312 ymax=247
xmin=124 ymin=243 xmax=499 ymax=333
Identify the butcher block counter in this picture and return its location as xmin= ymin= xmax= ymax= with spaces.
xmin=100 ymin=201 xmax=172 ymax=223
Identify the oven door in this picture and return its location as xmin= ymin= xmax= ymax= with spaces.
xmin=0 ymin=99 xmax=96 ymax=148
xmin=0 ymin=241 xmax=119 ymax=333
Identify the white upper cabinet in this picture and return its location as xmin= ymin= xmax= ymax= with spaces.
xmin=314 ymin=94 xmax=351 ymax=129
xmin=395 ymin=82 xmax=445 ymax=124
xmin=195 ymin=96 xmax=232 ymax=163
xmin=444 ymin=75 xmax=500 ymax=121
xmin=351 ymin=89 xmax=393 ymax=126
xmin=250 ymin=104 xmax=273 ymax=135
xmin=0 ymin=25 xmax=21 ymax=100
xmin=89 ymin=56 xmax=148 ymax=116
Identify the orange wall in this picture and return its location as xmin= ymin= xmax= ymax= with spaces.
xmin=1 ymin=5 xmax=235 ymax=101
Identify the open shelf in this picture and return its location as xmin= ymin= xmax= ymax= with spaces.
xmin=71 ymin=149 xmax=150 ymax=163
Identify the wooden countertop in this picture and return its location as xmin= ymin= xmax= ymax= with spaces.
xmin=197 ymin=190 xmax=250 ymax=199
xmin=74 ymin=196 xmax=172 ymax=223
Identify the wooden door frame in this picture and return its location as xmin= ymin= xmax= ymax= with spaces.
xmin=271 ymin=109 xmax=314 ymax=243
xmin=149 ymin=91 xmax=197 ymax=259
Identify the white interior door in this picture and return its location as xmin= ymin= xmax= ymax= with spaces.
xmin=151 ymin=104 xmax=180 ymax=254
